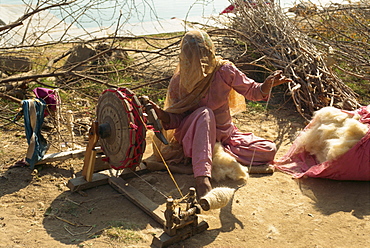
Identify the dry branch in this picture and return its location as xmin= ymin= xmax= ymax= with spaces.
xmin=289 ymin=0 xmax=370 ymax=82
xmin=0 ymin=81 xmax=27 ymax=92
xmin=224 ymin=0 xmax=361 ymax=120
xmin=0 ymin=92 xmax=22 ymax=103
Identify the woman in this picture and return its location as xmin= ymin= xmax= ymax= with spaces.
xmin=150 ymin=30 xmax=292 ymax=197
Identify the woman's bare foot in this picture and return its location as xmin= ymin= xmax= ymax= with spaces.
xmin=195 ymin=176 xmax=212 ymax=199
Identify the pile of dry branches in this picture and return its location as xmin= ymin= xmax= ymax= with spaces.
xmin=289 ymin=0 xmax=370 ymax=82
xmin=223 ymin=0 xmax=362 ymax=120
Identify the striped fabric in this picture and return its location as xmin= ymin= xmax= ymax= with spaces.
xmin=22 ymin=98 xmax=48 ymax=169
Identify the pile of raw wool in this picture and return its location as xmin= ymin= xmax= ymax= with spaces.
xmin=297 ymin=107 xmax=368 ymax=163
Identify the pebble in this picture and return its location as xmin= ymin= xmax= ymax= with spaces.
xmin=37 ymin=202 xmax=45 ymax=210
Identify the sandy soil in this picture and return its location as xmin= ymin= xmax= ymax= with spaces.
xmin=1 ymin=98 xmax=369 ymax=248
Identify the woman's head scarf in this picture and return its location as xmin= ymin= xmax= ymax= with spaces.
xmin=164 ymin=30 xmax=228 ymax=113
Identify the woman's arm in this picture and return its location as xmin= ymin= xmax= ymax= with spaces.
xmin=220 ymin=64 xmax=292 ymax=100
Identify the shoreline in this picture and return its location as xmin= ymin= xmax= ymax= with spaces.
xmin=0 ymin=0 xmax=352 ymax=46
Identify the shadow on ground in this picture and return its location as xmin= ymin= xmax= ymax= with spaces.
xmin=42 ymin=183 xmax=161 ymax=246
xmin=0 ymin=163 xmax=71 ymax=198
xmin=297 ymin=177 xmax=370 ymax=219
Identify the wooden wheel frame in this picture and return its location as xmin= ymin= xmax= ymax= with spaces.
xmin=96 ymin=88 xmax=146 ymax=170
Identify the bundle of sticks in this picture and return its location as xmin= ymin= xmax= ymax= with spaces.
xmin=221 ymin=0 xmax=360 ymax=120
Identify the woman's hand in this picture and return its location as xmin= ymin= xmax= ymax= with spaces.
xmin=261 ymin=70 xmax=293 ymax=96
xmin=148 ymin=100 xmax=170 ymax=123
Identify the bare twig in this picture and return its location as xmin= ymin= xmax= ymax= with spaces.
xmin=0 ymin=92 xmax=22 ymax=103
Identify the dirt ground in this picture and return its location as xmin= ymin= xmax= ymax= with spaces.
xmin=1 ymin=97 xmax=369 ymax=248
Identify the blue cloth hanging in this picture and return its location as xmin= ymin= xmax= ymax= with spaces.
xmin=22 ymin=98 xmax=48 ymax=169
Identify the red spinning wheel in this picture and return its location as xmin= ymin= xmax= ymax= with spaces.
xmin=82 ymin=87 xmax=168 ymax=181
xmin=97 ymin=88 xmax=146 ymax=170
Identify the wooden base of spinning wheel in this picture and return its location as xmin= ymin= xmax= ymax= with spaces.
xmin=109 ymin=177 xmax=209 ymax=248
xmin=67 ymin=152 xmax=208 ymax=248
xmin=66 ymin=88 xmax=208 ymax=248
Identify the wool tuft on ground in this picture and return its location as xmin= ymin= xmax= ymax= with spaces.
xmin=211 ymin=142 xmax=249 ymax=182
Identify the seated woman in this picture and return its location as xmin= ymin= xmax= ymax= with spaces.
xmin=149 ymin=30 xmax=292 ymax=198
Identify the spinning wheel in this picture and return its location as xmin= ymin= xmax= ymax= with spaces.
xmin=68 ymin=88 xmax=207 ymax=247
xmin=96 ymin=88 xmax=146 ymax=170
xmin=81 ymin=88 xmax=168 ymax=181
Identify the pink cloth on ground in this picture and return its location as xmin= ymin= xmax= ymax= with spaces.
xmin=273 ymin=105 xmax=370 ymax=181
xmin=164 ymin=63 xmax=277 ymax=178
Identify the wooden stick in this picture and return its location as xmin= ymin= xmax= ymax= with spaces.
xmin=82 ymin=121 xmax=99 ymax=182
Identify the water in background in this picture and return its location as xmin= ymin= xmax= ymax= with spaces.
xmin=0 ymin=0 xmax=230 ymax=24
xmin=0 ymin=0 xmax=298 ymax=26
xmin=0 ymin=0 xmax=342 ymax=37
